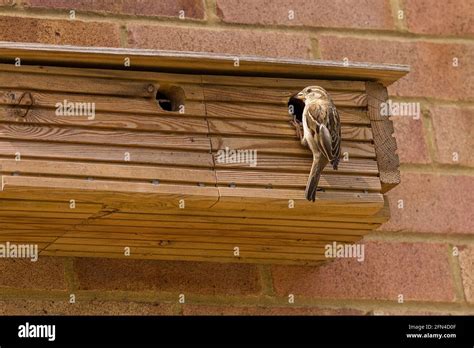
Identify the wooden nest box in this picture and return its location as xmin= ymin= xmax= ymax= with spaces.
xmin=0 ymin=43 xmax=409 ymax=265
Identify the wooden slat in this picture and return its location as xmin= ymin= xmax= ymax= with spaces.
xmin=72 ymin=224 xmax=368 ymax=242
xmin=40 ymin=249 xmax=324 ymax=266
xmin=214 ymin=157 xmax=378 ymax=175
xmin=52 ymin=236 xmax=328 ymax=255
xmin=0 ymin=71 xmax=156 ymax=97
xmin=0 ymin=63 xmax=204 ymax=84
xmin=42 ymin=243 xmax=327 ymax=261
xmin=0 ymin=123 xmax=211 ymax=150
xmin=208 ymin=119 xmax=373 ymax=140
xmin=0 ymin=107 xmax=210 ymax=134
xmin=206 ymin=102 xmax=370 ymax=124
xmin=204 ymin=86 xmax=367 ymax=107
xmin=217 ymin=186 xmax=383 ymax=202
xmin=0 ymin=140 xmax=214 ymax=167
xmin=0 ymin=176 xmax=219 ymax=208
xmin=105 ymin=212 xmax=378 ymax=230
xmin=0 ymin=160 xmax=217 ymax=184
xmin=0 ymin=222 xmax=73 ymax=230
xmin=59 ymin=230 xmax=360 ymax=248
xmin=73 ymin=217 xmax=371 ymax=235
xmin=366 ymin=81 xmax=400 ymax=193
xmin=0 ymin=90 xmax=206 ymax=116
xmin=213 ymin=187 xmax=384 ymax=216
xmin=215 ymin=171 xmax=381 ymax=191
xmin=0 ymin=73 xmax=204 ymax=99
xmin=0 ymin=216 xmax=83 ymax=225
xmin=211 ymin=137 xmax=376 ymax=158
xmin=0 ymin=199 xmax=102 ymax=213
xmin=0 ymin=209 xmax=94 ymax=219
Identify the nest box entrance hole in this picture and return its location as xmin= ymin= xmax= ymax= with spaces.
xmin=155 ymin=85 xmax=185 ymax=112
xmin=288 ymin=94 xmax=305 ymax=122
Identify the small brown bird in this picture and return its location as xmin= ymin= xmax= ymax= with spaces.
xmin=295 ymin=86 xmax=341 ymax=202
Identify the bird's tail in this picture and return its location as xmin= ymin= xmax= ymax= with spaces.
xmin=305 ymin=156 xmax=328 ymax=202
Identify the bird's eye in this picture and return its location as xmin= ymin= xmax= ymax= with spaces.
xmin=307 ymin=89 xmax=312 ymax=93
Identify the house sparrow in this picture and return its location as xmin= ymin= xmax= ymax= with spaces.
xmin=295 ymin=86 xmax=341 ymax=202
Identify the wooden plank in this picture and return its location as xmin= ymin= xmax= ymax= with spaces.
xmin=0 ymin=43 xmax=409 ymax=85
xmin=215 ymin=157 xmax=379 ymax=175
xmin=206 ymin=102 xmax=370 ymax=124
xmin=0 ymin=71 xmax=156 ymax=97
xmin=42 ymin=243 xmax=327 ymax=261
xmin=216 ymin=155 xmax=371 ymax=173
xmin=0 ymin=216 xmax=83 ymax=225
xmin=202 ymin=75 xmax=366 ymax=91
xmin=71 ymin=224 xmax=367 ymax=241
xmin=366 ymin=82 xmax=400 ymax=193
xmin=60 ymin=230 xmax=360 ymax=248
xmin=204 ymin=86 xmax=367 ymax=107
xmin=51 ymin=237 xmax=329 ymax=256
xmin=0 ymin=199 xmax=102 ymax=213
xmin=0 ymin=230 xmax=63 ymax=237
xmin=0 ymin=107 xmax=210 ymax=134
xmin=0 ymin=63 xmax=204 ymax=84
xmin=40 ymin=249 xmax=324 ymax=266
xmin=105 ymin=212 xmax=378 ymax=230
xmin=0 ymin=123 xmax=211 ymax=150
xmin=0 ymin=75 xmax=204 ymax=100
xmin=212 ymin=188 xmax=384 ymax=216
xmin=0 ymin=90 xmax=206 ymax=115
xmin=0 ymin=160 xmax=217 ymax=184
xmin=0 ymin=140 xmax=214 ymax=167
xmin=0 ymin=222 xmax=73 ymax=230
xmin=215 ymin=171 xmax=381 ymax=191
xmin=112 ymin=199 xmax=390 ymax=223
xmin=0 ymin=176 xmax=219 ymax=208
xmin=208 ymin=119 xmax=373 ymax=140
xmin=75 ymin=217 xmax=373 ymax=235
xmin=0 ymin=209 xmax=94 ymax=219
xmin=212 ymin=138 xmax=376 ymax=158
xmin=217 ymin=186 xmax=383 ymax=202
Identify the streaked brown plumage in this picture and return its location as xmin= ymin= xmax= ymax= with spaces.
xmin=295 ymin=86 xmax=341 ymax=202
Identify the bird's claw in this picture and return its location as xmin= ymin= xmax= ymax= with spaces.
xmin=290 ymin=118 xmax=304 ymax=141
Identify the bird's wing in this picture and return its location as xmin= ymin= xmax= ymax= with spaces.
xmin=317 ymin=123 xmax=333 ymax=161
xmin=306 ymin=102 xmax=333 ymax=162
xmin=304 ymin=102 xmax=320 ymax=138
xmin=327 ymin=104 xmax=342 ymax=166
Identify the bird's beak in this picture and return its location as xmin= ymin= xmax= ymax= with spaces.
xmin=296 ymin=92 xmax=305 ymax=100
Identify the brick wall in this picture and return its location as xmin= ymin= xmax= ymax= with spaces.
xmin=0 ymin=0 xmax=472 ymax=315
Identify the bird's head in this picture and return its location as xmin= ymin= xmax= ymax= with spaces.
xmin=295 ymin=86 xmax=329 ymax=102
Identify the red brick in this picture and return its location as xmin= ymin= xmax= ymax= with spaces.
xmin=459 ymin=246 xmax=474 ymax=304
xmin=0 ymin=257 xmax=67 ymax=290
xmin=380 ymin=172 xmax=474 ymax=234
xmin=0 ymin=0 xmax=15 ymax=6
xmin=127 ymin=24 xmax=311 ymax=59
xmin=317 ymin=36 xmax=473 ymax=101
xmin=216 ymin=0 xmax=395 ymax=30
xmin=429 ymin=106 xmax=474 ymax=167
xmin=0 ymin=299 xmax=174 ymax=315
xmin=74 ymin=258 xmax=261 ymax=295
xmin=0 ymin=16 xmax=121 ymax=47
xmin=183 ymin=305 xmax=364 ymax=315
xmin=392 ymin=115 xmax=431 ymax=164
xmin=25 ymin=0 xmax=206 ymax=19
xmin=272 ymin=241 xmax=455 ymax=302
xmin=405 ymin=0 xmax=474 ymax=36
